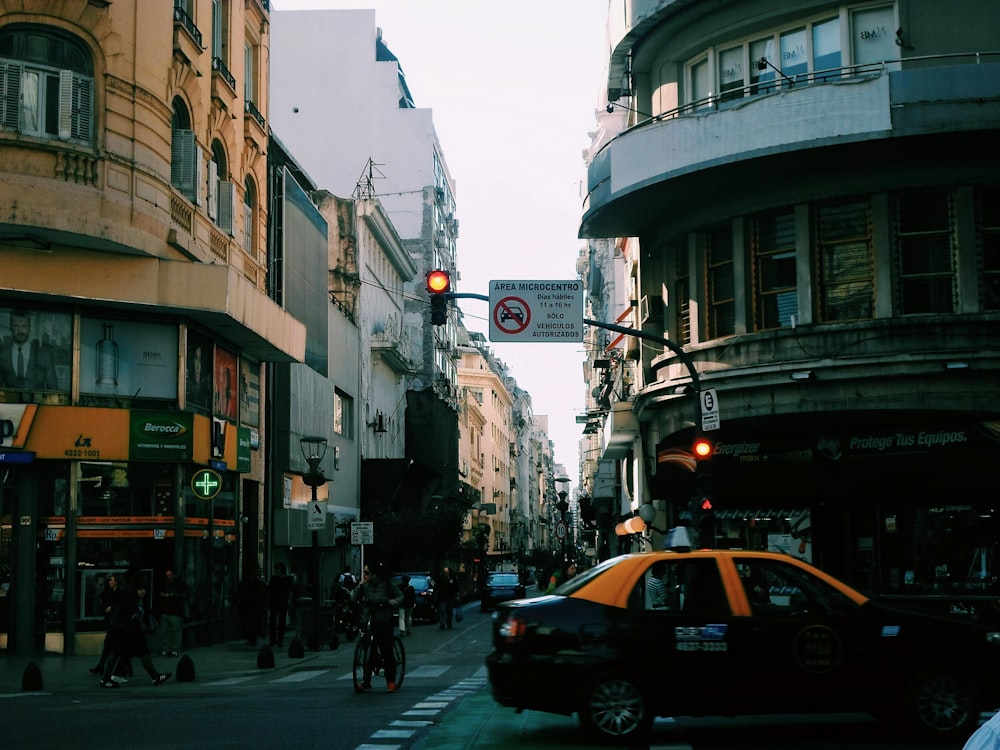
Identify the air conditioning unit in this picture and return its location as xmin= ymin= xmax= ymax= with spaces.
xmin=434 ymin=187 xmax=445 ymax=201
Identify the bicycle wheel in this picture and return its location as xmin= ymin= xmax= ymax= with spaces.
xmin=392 ymin=635 xmax=406 ymax=688
xmin=352 ymin=636 xmax=371 ymax=693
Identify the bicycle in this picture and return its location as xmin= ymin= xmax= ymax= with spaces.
xmin=352 ymin=614 xmax=406 ymax=693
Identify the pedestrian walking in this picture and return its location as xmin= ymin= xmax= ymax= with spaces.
xmin=89 ymin=572 xmax=121 ymax=675
xmin=158 ymin=567 xmax=187 ymax=657
xmin=99 ymin=577 xmax=170 ymax=688
xmin=268 ymin=562 xmax=293 ymax=648
xmin=435 ymin=567 xmax=458 ymax=629
xmin=236 ymin=571 xmax=267 ymax=646
xmin=397 ymin=574 xmax=415 ymax=636
xmin=354 ymin=562 xmax=401 ymax=692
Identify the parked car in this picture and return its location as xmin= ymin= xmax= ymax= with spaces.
xmin=480 ymin=572 xmax=527 ymax=612
xmin=391 ymin=572 xmax=436 ymax=623
xmin=486 ymin=550 xmax=1000 ymax=744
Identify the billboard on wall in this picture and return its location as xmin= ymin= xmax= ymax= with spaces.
xmin=0 ymin=306 xmax=72 ymax=394
xmin=213 ymin=347 xmax=238 ymax=422
xmin=129 ymin=411 xmax=194 ymax=462
xmin=80 ymin=318 xmax=178 ymax=399
xmin=186 ymin=330 xmax=212 ymax=411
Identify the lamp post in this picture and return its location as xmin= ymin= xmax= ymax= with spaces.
xmin=300 ymin=435 xmax=328 ymax=651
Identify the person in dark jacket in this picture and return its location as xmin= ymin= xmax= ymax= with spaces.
xmin=237 ymin=571 xmax=267 ymax=646
xmin=158 ymin=567 xmax=187 ymax=657
xmin=267 ymin=562 xmax=293 ymax=648
xmin=99 ymin=577 xmax=170 ymax=688
xmin=435 ymin=567 xmax=458 ymax=629
xmin=353 ymin=562 xmax=401 ymax=692
xmin=89 ymin=572 xmax=121 ymax=675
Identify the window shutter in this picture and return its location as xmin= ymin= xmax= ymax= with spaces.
xmin=207 ymin=159 xmax=219 ymax=220
xmin=171 ymin=130 xmax=197 ymax=201
xmin=0 ymin=61 xmax=22 ymax=132
xmin=58 ymin=71 xmax=93 ymax=142
xmin=72 ymin=73 xmax=93 ymax=141
xmin=218 ymin=180 xmax=234 ymax=235
xmin=58 ymin=71 xmax=73 ymax=140
xmin=196 ymin=146 xmax=205 ymax=206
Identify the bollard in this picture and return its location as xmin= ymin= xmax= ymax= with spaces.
xmin=175 ymin=653 xmax=196 ymax=682
xmin=257 ymin=644 xmax=275 ymax=668
xmin=288 ymin=636 xmax=304 ymax=658
xmin=21 ymin=662 xmax=43 ymax=691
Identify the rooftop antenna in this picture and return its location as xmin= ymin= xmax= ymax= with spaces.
xmin=354 ymin=157 xmax=385 ymax=200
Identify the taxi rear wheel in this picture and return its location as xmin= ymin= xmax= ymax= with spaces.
xmin=904 ymin=668 xmax=979 ymax=739
xmin=578 ymin=672 xmax=652 ymax=744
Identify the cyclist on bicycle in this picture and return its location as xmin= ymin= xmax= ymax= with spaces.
xmin=353 ymin=561 xmax=402 ymax=692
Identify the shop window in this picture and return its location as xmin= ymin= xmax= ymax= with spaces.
xmin=0 ymin=25 xmax=94 ymax=145
xmin=706 ymin=224 xmax=735 ymax=338
xmin=977 ymin=186 xmax=1000 ymax=311
xmin=79 ymin=462 xmax=163 ymax=517
xmin=752 ymin=210 xmax=797 ymax=330
xmin=894 ymin=190 xmax=956 ymax=315
xmin=779 ymin=28 xmax=809 ymax=82
xmin=718 ymin=45 xmax=745 ymax=103
xmin=690 ymin=56 xmax=712 ymax=108
xmin=816 ymin=200 xmax=873 ymax=322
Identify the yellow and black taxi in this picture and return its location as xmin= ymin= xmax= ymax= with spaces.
xmin=486 ymin=550 xmax=1000 ymax=744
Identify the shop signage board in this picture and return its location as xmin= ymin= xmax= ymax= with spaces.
xmin=488 ymin=280 xmax=583 ymax=342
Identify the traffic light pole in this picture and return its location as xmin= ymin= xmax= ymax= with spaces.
xmin=443 ymin=292 xmax=704 ymax=429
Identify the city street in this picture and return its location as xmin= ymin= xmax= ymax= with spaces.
xmin=1 ymin=600 xmax=983 ymax=750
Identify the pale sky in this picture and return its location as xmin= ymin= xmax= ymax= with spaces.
xmin=274 ymin=0 xmax=612 ymax=489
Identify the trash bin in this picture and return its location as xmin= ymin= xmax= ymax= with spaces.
xmin=295 ymin=596 xmax=337 ymax=648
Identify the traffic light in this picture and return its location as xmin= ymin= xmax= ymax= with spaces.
xmin=693 ymin=435 xmax=713 ymax=459
xmin=426 ymin=269 xmax=451 ymax=326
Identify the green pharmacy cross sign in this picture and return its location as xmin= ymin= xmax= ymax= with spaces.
xmin=191 ymin=468 xmax=223 ymax=500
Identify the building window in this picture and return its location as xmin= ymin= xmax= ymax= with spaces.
xmin=978 ymin=186 xmax=1000 ymax=311
xmin=850 ymin=5 xmax=897 ymax=66
xmin=334 ymin=389 xmax=353 ymax=438
xmin=243 ymin=177 xmax=256 ymax=257
xmin=706 ymin=225 xmax=735 ymax=338
xmin=753 ymin=211 xmax=798 ymax=330
xmin=0 ymin=26 xmax=94 ymax=145
xmin=170 ymin=98 xmax=199 ymax=203
xmin=675 ymin=248 xmax=692 ymax=345
xmin=894 ymin=191 xmax=956 ymax=315
xmin=208 ymin=139 xmax=234 ymax=234
xmin=816 ymin=200 xmax=874 ymax=322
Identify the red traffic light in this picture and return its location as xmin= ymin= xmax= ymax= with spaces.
xmin=700 ymin=497 xmax=713 ymax=511
xmin=693 ymin=436 xmax=713 ymax=459
xmin=426 ymin=269 xmax=451 ymax=294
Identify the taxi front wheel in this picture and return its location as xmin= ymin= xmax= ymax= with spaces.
xmin=578 ymin=672 xmax=652 ymax=745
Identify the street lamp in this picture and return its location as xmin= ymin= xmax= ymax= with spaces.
xmin=300 ymin=435 xmax=328 ymax=651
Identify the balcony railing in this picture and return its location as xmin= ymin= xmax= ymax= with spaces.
xmin=172 ymin=6 xmax=203 ymax=48
xmin=618 ymin=51 xmax=999 ymax=137
xmin=245 ymin=99 xmax=265 ymax=129
xmin=212 ymin=57 xmax=236 ymax=92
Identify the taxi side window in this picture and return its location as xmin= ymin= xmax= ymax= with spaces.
xmin=736 ymin=559 xmax=856 ymax=617
xmin=634 ymin=559 xmax=728 ymax=615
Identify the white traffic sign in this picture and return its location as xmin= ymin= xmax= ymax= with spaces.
xmin=307 ymin=501 xmax=326 ymax=530
xmin=701 ymin=388 xmax=720 ymax=431
xmin=351 ymin=521 xmax=374 ymax=545
xmin=488 ymin=280 xmax=583 ymax=342
xmin=555 ymin=520 xmax=568 ymax=541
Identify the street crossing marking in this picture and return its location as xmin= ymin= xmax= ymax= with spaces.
xmin=272 ymin=669 xmax=330 ymax=683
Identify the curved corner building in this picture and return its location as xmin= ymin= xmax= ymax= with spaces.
xmin=581 ymin=1 xmax=1000 ymax=613
xmin=0 ymin=1 xmax=303 ymax=654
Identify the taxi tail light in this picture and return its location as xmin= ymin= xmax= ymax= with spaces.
xmin=499 ymin=613 xmax=526 ymax=643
